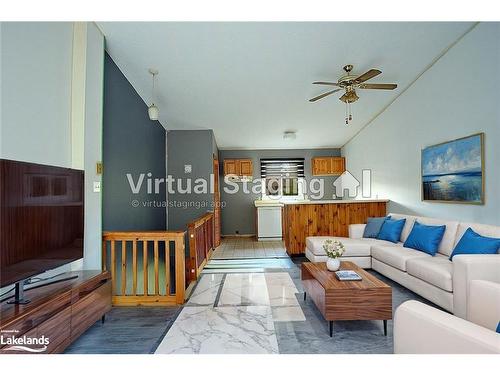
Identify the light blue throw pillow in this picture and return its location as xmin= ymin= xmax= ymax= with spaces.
xmin=403 ymin=221 xmax=446 ymax=256
xmin=363 ymin=216 xmax=391 ymax=238
xmin=377 ymin=218 xmax=406 ymax=243
xmin=450 ymin=228 xmax=500 ymax=260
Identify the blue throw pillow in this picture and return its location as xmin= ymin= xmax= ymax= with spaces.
xmin=497 ymin=321 xmax=500 ymax=334
xmin=450 ymin=228 xmax=500 ymax=260
xmin=403 ymin=221 xmax=446 ymax=256
xmin=377 ymin=218 xmax=406 ymax=243
xmin=363 ymin=216 xmax=391 ymax=238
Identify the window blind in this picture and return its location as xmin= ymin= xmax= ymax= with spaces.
xmin=260 ymin=158 xmax=305 ymax=178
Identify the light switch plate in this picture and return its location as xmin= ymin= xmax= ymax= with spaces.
xmin=96 ymin=162 xmax=103 ymax=175
xmin=93 ymin=181 xmax=101 ymax=193
xmin=184 ymin=164 xmax=192 ymax=173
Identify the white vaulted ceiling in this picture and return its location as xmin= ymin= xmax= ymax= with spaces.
xmin=98 ymin=22 xmax=473 ymax=149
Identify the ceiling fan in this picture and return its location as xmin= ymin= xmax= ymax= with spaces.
xmin=309 ymin=64 xmax=397 ymax=125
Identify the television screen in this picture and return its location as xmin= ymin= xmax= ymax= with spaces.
xmin=0 ymin=159 xmax=84 ymax=287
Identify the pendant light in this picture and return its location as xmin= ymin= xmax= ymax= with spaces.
xmin=148 ymin=68 xmax=159 ymax=121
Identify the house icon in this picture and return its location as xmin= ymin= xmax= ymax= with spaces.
xmin=333 ymin=171 xmax=360 ymax=198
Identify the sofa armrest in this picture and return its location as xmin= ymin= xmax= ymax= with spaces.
xmin=349 ymin=224 xmax=366 ymax=239
xmin=468 ymin=280 xmax=500 ymax=331
xmin=453 ymin=254 xmax=500 ymax=318
xmin=394 ymin=300 xmax=500 ymax=354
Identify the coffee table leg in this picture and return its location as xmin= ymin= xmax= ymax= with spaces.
xmin=329 ymin=321 xmax=333 ymax=337
xmin=303 ymin=292 xmax=306 ymax=301
xmin=383 ymin=320 xmax=387 ymax=336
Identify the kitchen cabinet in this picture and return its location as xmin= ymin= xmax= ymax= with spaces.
xmin=282 ymin=200 xmax=387 ymax=255
xmin=311 ymin=157 xmax=346 ymax=176
xmin=223 ymin=159 xmax=253 ymax=177
xmin=239 ymin=159 xmax=253 ymax=176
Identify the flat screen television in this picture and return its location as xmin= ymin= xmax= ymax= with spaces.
xmin=0 ymin=159 xmax=84 ymax=288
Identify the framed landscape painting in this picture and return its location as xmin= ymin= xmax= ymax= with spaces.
xmin=421 ymin=133 xmax=484 ymax=204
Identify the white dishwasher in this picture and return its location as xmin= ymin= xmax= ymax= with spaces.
xmin=257 ymin=206 xmax=282 ymax=240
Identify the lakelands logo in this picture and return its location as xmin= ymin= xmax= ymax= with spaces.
xmin=0 ymin=331 xmax=49 ymax=353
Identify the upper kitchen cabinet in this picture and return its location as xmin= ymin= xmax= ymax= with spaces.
xmin=239 ymin=159 xmax=253 ymax=176
xmin=223 ymin=159 xmax=253 ymax=177
xmin=311 ymin=156 xmax=346 ymax=176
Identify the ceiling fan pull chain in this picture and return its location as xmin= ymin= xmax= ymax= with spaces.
xmin=348 ymin=101 xmax=352 ymax=121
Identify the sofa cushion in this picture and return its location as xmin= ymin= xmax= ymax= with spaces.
xmin=450 ymin=227 xmax=500 ymax=260
xmin=403 ymin=221 xmax=446 ymax=256
xmin=371 ymin=245 xmax=430 ymax=271
xmin=378 ymin=218 xmax=406 ymax=243
xmin=388 ymin=213 xmax=459 ymax=254
xmin=412 ymin=216 xmax=458 ymax=256
xmin=305 ymin=236 xmax=396 ymax=257
xmin=363 ymin=216 xmax=390 ymax=238
xmin=406 ymin=255 xmax=453 ymax=292
xmin=454 ymin=222 xmax=500 ymax=249
xmin=388 ymin=213 xmax=417 ymax=242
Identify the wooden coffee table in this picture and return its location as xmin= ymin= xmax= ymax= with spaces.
xmin=301 ymin=261 xmax=392 ymax=337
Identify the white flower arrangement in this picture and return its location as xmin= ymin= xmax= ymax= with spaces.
xmin=322 ymin=239 xmax=345 ymax=259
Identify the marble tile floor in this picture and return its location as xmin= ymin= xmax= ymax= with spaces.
xmin=156 ymin=258 xmax=438 ymax=354
xmin=155 ymin=271 xmax=306 ymax=353
xmin=201 ymin=257 xmax=295 ymax=274
xmin=212 ymin=237 xmax=288 ymax=259
xmin=154 ymin=305 xmax=279 ymax=354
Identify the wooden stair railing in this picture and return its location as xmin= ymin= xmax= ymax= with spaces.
xmin=102 ymin=231 xmax=186 ymax=306
xmin=187 ymin=212 xmax=215 ymax=281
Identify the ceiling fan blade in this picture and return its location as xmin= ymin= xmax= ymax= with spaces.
xmin=359 ymin=83 xmax=397 ymax=90
xmin=309 ymin=89 xmax=341 ymax=102
xmin=312 ymin=81 xmax=340 ymax=86
xmin=354 ymin=69 xmax=382 ymax=84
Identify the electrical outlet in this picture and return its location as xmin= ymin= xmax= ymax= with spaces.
xmin=93 ymin=181 xmax=101 ymax=193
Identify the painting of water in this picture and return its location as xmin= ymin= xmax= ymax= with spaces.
xmin=421 ymin=133 xmax=484 ymax=204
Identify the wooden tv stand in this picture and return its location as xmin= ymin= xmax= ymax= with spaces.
xmin=0 ymin=270 xmax=111 ymax=354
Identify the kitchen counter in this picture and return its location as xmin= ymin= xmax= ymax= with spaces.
xmin=254 ymin=200 xmax=284 ymax=207
xmin=283 ymin=199 xmax=389 ymax=205
xmin=255 ymin=199 xmax=389 ymax=207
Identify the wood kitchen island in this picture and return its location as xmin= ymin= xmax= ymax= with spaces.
xmin=282 ymin=200 xmax=388 ymax=256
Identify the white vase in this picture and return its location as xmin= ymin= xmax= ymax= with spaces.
xmin=327 ymin=258 xmax=340 ymax=271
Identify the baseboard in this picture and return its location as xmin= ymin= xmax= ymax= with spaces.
xmin=221 ymin=234 xmax=256 ymax=238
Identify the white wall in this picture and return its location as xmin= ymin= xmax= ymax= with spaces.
xmin=1 ymin=22 xmax=73 ymax=167
xmin=83 ymin=23 xmax=104 ymax=270
xmin=0 ymin=22 xmax=104 ymax=292
xmin=342 ymin=23 xmax=500 ymax=225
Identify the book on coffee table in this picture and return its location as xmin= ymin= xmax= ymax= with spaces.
xmin=335 ymin=270 xmax=362 ymax=281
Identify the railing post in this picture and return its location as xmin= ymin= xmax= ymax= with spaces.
xmin=188 ymin=224 xmax=197 ymax=280
xmin=175 ymin=237 xmax=186 ymax=304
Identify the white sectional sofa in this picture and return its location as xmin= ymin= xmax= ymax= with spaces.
xmin=305 ymin=212 xmax=500 ymax=317
xmin=394 ymin=280 xmax=500 ymax=354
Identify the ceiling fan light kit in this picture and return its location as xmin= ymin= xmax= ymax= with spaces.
xmin=310 ymin=64 xmax=397 ymax=125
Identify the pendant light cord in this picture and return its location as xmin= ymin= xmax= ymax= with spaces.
xmin=151 ymin=73 xmax=155 ymax=105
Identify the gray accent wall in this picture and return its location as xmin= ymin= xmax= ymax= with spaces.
xmin=219 ymin=148 xmax=341 ymax=235
xmin=167 ymin=129 xmax=218 ymax=231
xmin=102 ymin=53 xmax=167 ymax=231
